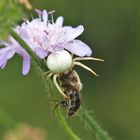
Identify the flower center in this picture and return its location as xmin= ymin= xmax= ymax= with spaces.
xmin=46 ymin=50 xmax=72 ymax=73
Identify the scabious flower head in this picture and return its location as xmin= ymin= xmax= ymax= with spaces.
xmin=0 ymin=10 xmax=92 ymax=75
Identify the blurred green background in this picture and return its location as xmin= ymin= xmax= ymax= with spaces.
xmin=0 ymin=0 xmax=140 ymax=140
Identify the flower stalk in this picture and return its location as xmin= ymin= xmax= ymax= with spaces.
xmin=55 ymin=109 xmax=81 ymax=140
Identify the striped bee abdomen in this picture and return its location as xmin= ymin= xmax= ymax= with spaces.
xmin=68 ymin=89 xmax=81 ymax=116
xmin=58 ymin=70 xmax=82 ymax=116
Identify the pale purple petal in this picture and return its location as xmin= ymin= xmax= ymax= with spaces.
xmin=35 ymin=9 xmax=48 ymax=24
xmin=0 ymin=59 xmax=7 ymax=68
xmin=1 ymin=62 xmax=7 ymax=69
xmin=65 ymin=25 xmax=84 ymax=42
xmin=1 ymin=36 xmax=32 ymax=75
xmin=34 ymin=47 xmax=48 ymax=58
xmin=18 ymin=28 xmax=30 ymax=39
xmin=0 ymin=47 xmax=15 ymax=69
xmin=6 ymin=49 xmax=15 ymax=59
xmin=64 ymin=40 xmax=92 ymax=57
xmin=55 ymin=16 xmax=64 ymax=27
xmin=35 ymin=9 xmax=43 ymax=17
xmin=42 ymin=10 xmax=48 ymax=24
xmin=22 ymin=55 xmax=30 ymax=75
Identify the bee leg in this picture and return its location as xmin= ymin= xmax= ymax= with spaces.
xmin=42 ymin=70 xmax=50 ymax=78
xmin=60 ymin=100 xmax=69 ymax=108
xmin=73 ymin=57 xmax=104 ymax=62
xmin=73 ymin=70 xmax=83 ymax=90
xmin=53 ymin=74 xmax=69 ymax=99
xmin=73 ymin=62 xmax=99 ymax=77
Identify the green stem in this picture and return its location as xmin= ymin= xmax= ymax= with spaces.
xmin=79 ymin=110 xmax=112 ymax=140
xmin=10 ymin=30 xmax=48 ymax=72
xmin=55 ymin=109 xmax=81 ymax=140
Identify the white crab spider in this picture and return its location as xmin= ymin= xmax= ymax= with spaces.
xmin=45 ymin=50 xmax=104 ymax=98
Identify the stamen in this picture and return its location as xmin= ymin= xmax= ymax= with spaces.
xmin=53 ymin=74 xmax=69 ymax=99
xmin=74 ymin=62 xmax=99 ymax=77
xmin=30 ymin=14 xmax=34 ymax=20
xmin=73 ymin=57 xmax=104 ymax=62
xmin=48 ymin=10 xmax=55 ymax=24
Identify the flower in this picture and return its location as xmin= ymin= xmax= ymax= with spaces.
xmin=3 ymin=123 xmax=46 ymax=140
xmin=0 ymin=10 xmax=92 ymax=75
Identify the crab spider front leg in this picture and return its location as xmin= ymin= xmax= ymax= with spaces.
xmin=73 ymin=62 xmax=99 ymax=76
xmin=53 ymin=74 xmax=69 ymax=99
xmin=73 ymin=57 xmax=104 ymax=62
xmin=72 ymin=57 xmax=104 ymax=77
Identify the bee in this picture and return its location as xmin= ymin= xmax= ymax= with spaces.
xmin=57 ymin=70 xmax=82 ymax=116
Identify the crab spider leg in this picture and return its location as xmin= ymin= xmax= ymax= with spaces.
xmin=42 ymin=71 xmax=54 ymax=80
xmin=42 ymin=71 xmax=50 ymax=77
xmin=74 ymin=62 xmax=99 ymax=77
xmin=46 ymin=72 xmax=54 ymax=80
xmin=53 ymin=74 xmax=69 ymax=99
xmin=73 ymin=57 xmax=104 ymax=62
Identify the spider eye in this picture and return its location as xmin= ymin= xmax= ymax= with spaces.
xmin=46 ymin=50 xmax=72 ymax=73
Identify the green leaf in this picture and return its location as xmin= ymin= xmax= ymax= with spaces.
xmin=0 ymin=0 xmax=23 ymax=39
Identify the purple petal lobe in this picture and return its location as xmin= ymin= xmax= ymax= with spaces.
xmin=22 ymin=55 xmax=30 ymax=75
xmin=66 ymin=25 xmax=84 ymax=42
xmin=34 ymin=47 xmax=48 ymax=58
xmin=42 ymin=10 xmax=48 ymax=24
xmin=1 ymin=62 xmax=7 ymax=69
xmin=64 ymin=40 xmax=92 ymax=57
xmin=35 ymin=9 xmax=43 ymax=16
xmin=55 ymin=16 xmax=64 ymax=27
xmin=18 ymin=28 xmax=30 ymax=39
xmin=0 ymin=47 xmax=15 ymax=69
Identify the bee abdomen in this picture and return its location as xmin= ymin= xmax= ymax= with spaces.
xmin=68 ymin=92 xmax=81 ymax=116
